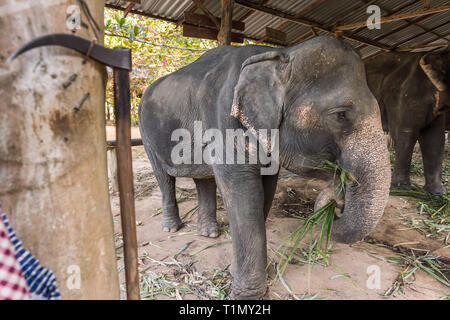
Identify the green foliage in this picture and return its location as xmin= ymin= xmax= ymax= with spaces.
xmin=390 ymin=185 xmax=449 ymax=238
xmin=103 ymin=9 xmax=261 ymax=125
xmin=317 ymin=160 xmax=359 ymax=189
xmin=384 ymin=251 xmax=450 ymax=296
xmin=104 ymin=8 xmax=217 ymax=124
xmin=275 ymin=200 xmax=337 ymax=277
xmin=272 ymin=160 xmax=358 ymax=281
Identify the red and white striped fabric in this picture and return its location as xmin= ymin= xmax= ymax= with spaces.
xmin=0 ymin=216 xmax=30 ymax=300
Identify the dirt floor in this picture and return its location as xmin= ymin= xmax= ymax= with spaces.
xmin=107 ymin=127 xmax=449 ymax=300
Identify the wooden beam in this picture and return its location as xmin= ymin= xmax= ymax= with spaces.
xmin=265 ymin=27 xmax=287 ymax=45
xmin=183 ymin=24 xmax=243 ymax=43
xmin=123 ymin=3 xmax=135 ymax=18
xmin=294 ymin=1 xmax=415 ymax=50
xmin=325 ymin=0 xmax=378 ymax=28
xmin=335 ymin=4 xmax=450 ymax=32
xmin=105 ymin=3 xmax=179 ymax=24
xmin=386 ymin=11 xmax=444 ymax=44
xmin=256 ymin=0 xmax=326 ymax=44
xmin=176 ymin=0 xmax=205 ymax=26
xmin=237 ymin=0 xmax=270 ymax=22
xmin=354 ymin=14 xmax=429 ymax=49
xmin=397 ymin=41 xmax=450 ymax=51
xmin=235 ymin=0 xmax=325 ymax=30
xmin=218 ymin=0 xmax=234 ymax=46
xmin=191 ymin=0 xmax=220 ymax=29
xmin=187 ymin=0 xmax=204 ymax=12
xmin=234 ymin=0 xmax=391 ymax=51
xmin=238 ymin=9 xmax=255 ymax=21
xmin=350 ymin=0 xmax=417 ymax=35
xmin=183 ymin=12 xmax=245 ymax=31
xmin=356 ymin=1 xmax=446 ymax=48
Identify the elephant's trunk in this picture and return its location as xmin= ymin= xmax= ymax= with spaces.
xmin=332 ymin=114 xmax=391 ymax=243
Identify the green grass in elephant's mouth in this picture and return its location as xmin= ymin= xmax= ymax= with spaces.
xmin=273 ymin=200 xmax=337 ymax=277
xmin=271 ymin=160 xmax=356 ymax=279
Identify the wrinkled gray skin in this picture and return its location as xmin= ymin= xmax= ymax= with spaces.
xmin=365 ymin=49 xmax=450 ymax=195
xmin=139 ymin=36 xmax=391 ymax=299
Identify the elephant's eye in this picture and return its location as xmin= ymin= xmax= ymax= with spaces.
xmin=336 ymin=111 xmax=347 ymax=122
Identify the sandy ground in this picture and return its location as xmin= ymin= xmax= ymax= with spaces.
xmin=106 ymin=126 xmax=449 ymax=300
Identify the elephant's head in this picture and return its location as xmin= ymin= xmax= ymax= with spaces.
xmin=420 ymin=48 xmax=450 ymax=110
xmin=231 ymin=36 xmax=391 ymax=243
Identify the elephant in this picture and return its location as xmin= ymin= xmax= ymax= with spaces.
xmin=365 ymin=48 xmax=450 ymax=195
xmin=138 ymin=35 xmax=391 ymax=299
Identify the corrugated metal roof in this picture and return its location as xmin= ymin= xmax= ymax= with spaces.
xmin=105 ymin=0 xmax=450 ymax=58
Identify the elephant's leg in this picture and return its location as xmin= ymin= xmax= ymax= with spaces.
xmin=419 ymin=115 xmax=446 ymax=195
xmin=214 ymin=166 xmax=267 ymax=299
xmin=158 ymin=174 xmax=182 ymax=232
xmin=146 ymin=150 xmax=181 ymax=232
xmin=194 ymin=178 xmax=218 ymax=238
xmin=391 ymin=129 xmax=418 ymax=189
xmin=262 ymin=172 xmax=279 ymax=221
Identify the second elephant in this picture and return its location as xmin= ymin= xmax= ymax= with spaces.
xmin=365 ymin=48 xmax=449 ymax=195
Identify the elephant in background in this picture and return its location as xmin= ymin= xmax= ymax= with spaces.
xmin=139 ymin=36 xmax=391 ymax=299
xmin=365 ymin=48 xmax=450 ymax=195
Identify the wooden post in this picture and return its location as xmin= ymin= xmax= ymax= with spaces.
xmin=113 ymin=53 xmax=140 ymax=300
xmin=0 ymin=0 xmax=119 ymax=299
xmin=218 ymin=0 xmax=234 ymax=46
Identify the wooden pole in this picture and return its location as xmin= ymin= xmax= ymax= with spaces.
xmin=123 ymin=3 xmax=136 ymax=18
xmin=397 ymin=41 xmax=450 ymax=51
xmin=113 ymin=48 xmax=140 ymax=300
xmin=218 ymin=0 xmax=234 ymax=46
xmin=334 ymin=4 xmax=450 ymax=32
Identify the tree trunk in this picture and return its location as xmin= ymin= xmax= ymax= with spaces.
xmin=0 ymin=0 xmax=119 ymax=299
xmin=217 ymin=0 xmax=234 ymax=46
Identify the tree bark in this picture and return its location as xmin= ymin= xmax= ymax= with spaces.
xmin=0 ymin=0 xmax=120 ymax=299
xmin=217 ymin=0 xmax=234 ymax=46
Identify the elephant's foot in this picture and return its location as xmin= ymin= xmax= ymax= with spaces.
xmin=230 ymin=286 xmax=266 ymax=300
xmin=390 ymin=181 xmax=412 ymax=190
xmin=229 ymin=264 xmax=266 ymax=299
xmin=424 ymin=182 xmax=446 ymax=196
xmin=197 ymin=217 xmax=218 ymax=238
xmin=162 ymin=214 xmax=182 ymax=232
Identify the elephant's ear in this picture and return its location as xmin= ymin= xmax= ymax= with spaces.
xmin=231 ymin=51 xmax=291 ymax=132
xmin=420 ymin=50 xmax=449 ymax=92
